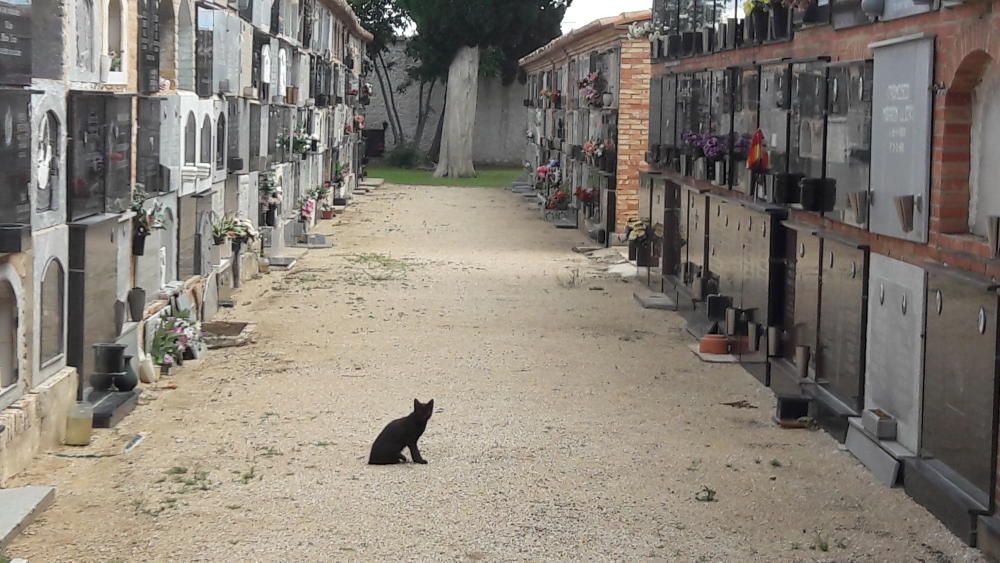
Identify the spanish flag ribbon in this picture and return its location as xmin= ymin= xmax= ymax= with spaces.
xmin=746 ymin=129 xmax=769 ymax=172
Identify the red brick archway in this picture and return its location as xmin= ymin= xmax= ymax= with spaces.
xmin=934 ymin=50 xmax=994 ymax=235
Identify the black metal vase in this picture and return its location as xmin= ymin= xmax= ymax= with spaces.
xmin=132 ymin=232 xmax=147 ymax=256
xmin=127 ymin=287 xmax=146 ymax=322
xmin=93 ymin=343 xmax=127 ymax=375
xmin=752 ymin=11 xmax=769 ymax=43
xmin=264 ymin=205 xmax=277 ymax=227
xmin=113 ymin=355 xmax=139 ymax=392
xmin=681 ymin=32 xmax=697 ymax=55
xmin=667 ymin=34 xmax=683 ymax=57
xmin=773 ymin=173 xmax=804 ymax=204
xmin=635 ymin=240 xmax=654 ymax=267
xmin=770 ymin=5 xmax=790 ymax=39
xmin=798 ymin=177 xmax=827 ymax=211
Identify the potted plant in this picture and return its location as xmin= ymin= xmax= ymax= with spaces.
xmin=320 ymin=203 xmax=336 ymax=220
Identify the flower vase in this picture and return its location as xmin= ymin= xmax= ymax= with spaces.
xmin=751 ymin=11 xmax=769 ymax=43
xmin=160 ymin=364 xmax=171 ymax=378
xmin=770 ymin=5 xmax=790 ymax=39
xmin=714 ymin=160 xmax=728 ymax=187
xmin=264 ymin=205 xmax=277 ymax=227
xmin=127 ymin=287 xmax=146 ymax=322
xmin=132 ymin=232 xmax=147 ymax=256
xmin=666 ymin=34 xmax=682 ymax=57
xmin=693 ymin=158 xmax=707 ymax=181
xmin=680 ymin=155 xmax=690 ymax=177
xmin=231 ymin=240 xmax=243 ymax=289
xmin=114 ymin=355 xmax=139 ymax=392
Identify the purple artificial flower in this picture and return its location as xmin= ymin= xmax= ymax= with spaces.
xmin=164 ymin=354 xmax=174 ymax=366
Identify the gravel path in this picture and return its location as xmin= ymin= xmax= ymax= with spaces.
xmin=6 ymin=184 xmax=984 ymax=562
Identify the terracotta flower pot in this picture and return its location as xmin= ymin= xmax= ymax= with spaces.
xmin=700 ymin=334 xmax=731 ymax=355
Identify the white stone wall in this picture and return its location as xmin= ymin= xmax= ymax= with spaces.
xmin=366 ymin=42 xmax=527 ymax=165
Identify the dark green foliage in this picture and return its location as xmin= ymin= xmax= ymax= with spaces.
xmin=383 ymin=145 xmax=422 ymax=168
xmin=347 ymin=0 xmax=410 ymax=55
xmin=399 ymin=0 xmax=571 ymax=85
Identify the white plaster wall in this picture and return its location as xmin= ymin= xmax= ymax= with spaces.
xmin=177 ymin=93 xmax=219 ymax=196
xmin=969 ymin=64 xmax=1000 ymax=237
xmin=30 ymin=226 xmax=69 ymax=386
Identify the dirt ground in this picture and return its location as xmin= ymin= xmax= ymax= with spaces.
xmin=5 ymin=184 xmax=985 ymax=562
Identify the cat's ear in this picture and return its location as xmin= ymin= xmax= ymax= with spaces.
xmin=427 ymin=399 xmax=434 ymax=410
xmin=414 ymin=398 xmax=421 ymax=410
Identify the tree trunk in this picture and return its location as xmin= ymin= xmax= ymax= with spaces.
xmin=378 ymin=51 xmax=407 ymax=147
xmin=414 ymin=79 xmax=437 ymax=149
xmin=434 ymin=46 xmax=479 ymax=178
xmin=429 ymin=88 xmax=446 ymax=163
xmin=372 ymin=59 xmax=402 ymax=146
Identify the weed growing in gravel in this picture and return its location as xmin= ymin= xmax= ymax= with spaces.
xmin=239 ymin=464 xmax=258 ymax=484
xmin=174 ymin=469 xmax=212 ymax=493
xmin=165 ymin=466 xmax=188 ymax=475
xmin=770 ymin=459 xmax=783 ymax=468
xmin=695 ymin=485 xmax=717 ymax=502
xmin=258 ymin=446 xmax=283 ymax=458
xmin=812 ymin=532 xmax=830 ymax=552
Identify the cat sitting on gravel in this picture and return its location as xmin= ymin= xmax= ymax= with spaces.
xmin=368 ymin=399 xmax=434 ymax=465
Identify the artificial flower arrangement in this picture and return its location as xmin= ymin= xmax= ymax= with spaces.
xmin=297 ymin=195 xmax=317 ymax=221
xmin=540 ymin=89 xmax=561 ymax=105
xmin=545 ymin=190 xmax=572 ymax=210
xmin=292 ymin=131 xmax=316 ymax=154
xmin=344 ymin=122 xmax=355 ymax=135
xmin=625 ymin=217 xmax=651 ymax=243
xmin=150 ymin=309 xmax=202 ymax=368
xmin=130 ymin=190 xmax=166 ymax=238
xmin=627 ymin=21 xmax=655 ymax=40
xmin=354 ymin=114 xmax=365 ymax=129
xmin=212 ymin=214 xmax=259 ymax=245
xmin=577 ymin=71 xmax=607 ymax=108
xmin=583 ymin=140 xmax=604 ymax=160
xmin=259 ymin=172 xmax=283 ymax=206
xmin=574 ymin=186 xmax=598 ymax=204
xmin=311 ymin=183 xmax=332 ymax=202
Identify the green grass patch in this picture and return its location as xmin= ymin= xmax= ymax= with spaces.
xmin=367 ymin=166 xmax=524 ymax=188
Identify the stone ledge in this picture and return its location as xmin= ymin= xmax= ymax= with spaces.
xmin=0 ymin=368 xmax=78 ymax=487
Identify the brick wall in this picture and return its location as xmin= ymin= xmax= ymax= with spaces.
xmin=615 ymin=39 xmax=651 ymax=234
xmin=649 ymin=2 xmax=1000 ymax=277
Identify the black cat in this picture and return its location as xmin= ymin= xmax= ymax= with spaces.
xmin=368 ymin=399 xmax=434 ymax=465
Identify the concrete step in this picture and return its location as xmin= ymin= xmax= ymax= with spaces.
xmin=633 ymin=286 xmax=677 ymax=311
xmin=0 ymin=485 xmax=55 ymax=550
